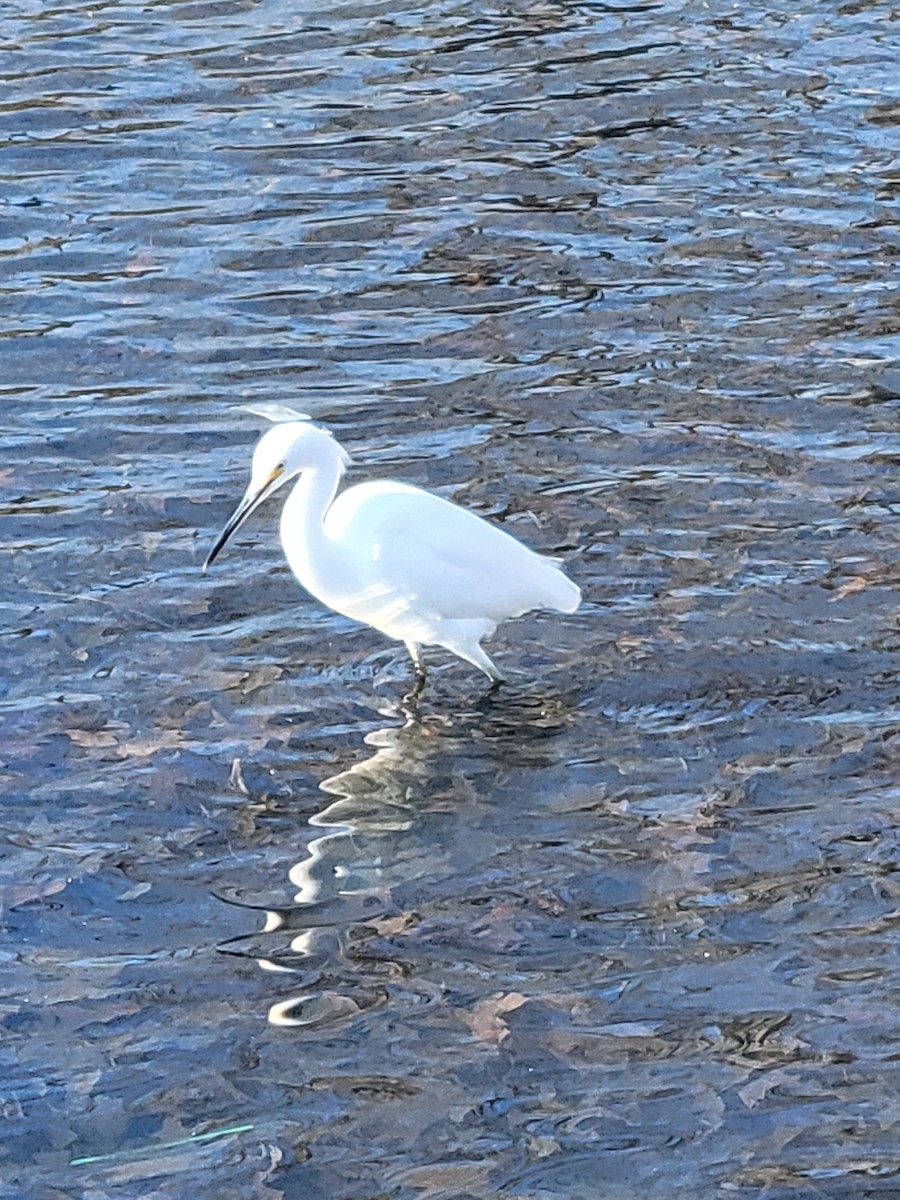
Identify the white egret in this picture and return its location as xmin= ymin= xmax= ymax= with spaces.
xmin=204 ymin=411 xmax=581 ymax=688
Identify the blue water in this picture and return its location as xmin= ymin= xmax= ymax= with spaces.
xmin=2 ymin=1 xmax=900 ymax=1196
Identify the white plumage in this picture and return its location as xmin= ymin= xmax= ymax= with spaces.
xmin=204 ymin=414 xmax=580 ymax=687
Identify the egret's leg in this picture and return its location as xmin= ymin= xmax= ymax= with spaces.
xmin=403 ymin=641 xmax=427 ymax=704
xmin=405 ymin=640 xmax=427 ymax=678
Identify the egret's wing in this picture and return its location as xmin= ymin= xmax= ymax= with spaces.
xmin=329 ymin=485 xmax=559 ymax=627
xmin=239 ymin=403 xmax=311 ymax=423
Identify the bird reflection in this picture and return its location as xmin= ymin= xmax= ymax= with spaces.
xmin=214 ymin=693 xmax=576 ymax=1026
xmin=259 ymin=712 xmax=457 ymax=1027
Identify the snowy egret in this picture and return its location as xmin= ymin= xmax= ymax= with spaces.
xmin=204 ymin=411 xmax=580 ymax=687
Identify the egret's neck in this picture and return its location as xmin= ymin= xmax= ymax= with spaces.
xmin=279 ymin=458 xmax=344 ymax=586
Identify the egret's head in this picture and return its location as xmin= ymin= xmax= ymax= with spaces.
xmin=203 ymin=420 xmax=350 ymax=571
xmin=250 ymin=420 xmax=349 ymax=489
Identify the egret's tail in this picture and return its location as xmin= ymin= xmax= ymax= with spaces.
xmin=544 ymin=564 xmax=581 ymax=613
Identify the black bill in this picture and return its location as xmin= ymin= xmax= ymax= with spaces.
xmin=203 ymin=468 xmax=283 ymax=571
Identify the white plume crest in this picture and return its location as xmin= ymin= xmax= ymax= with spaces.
xmin=239 ymin=403 xmax=311 ymax=424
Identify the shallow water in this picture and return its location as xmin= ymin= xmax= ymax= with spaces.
xmin=2 ymin=1 xmax=900 ymax=1196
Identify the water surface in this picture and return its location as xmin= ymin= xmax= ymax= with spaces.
xmin=2 ymin=1 xmax=900 ymax=1196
